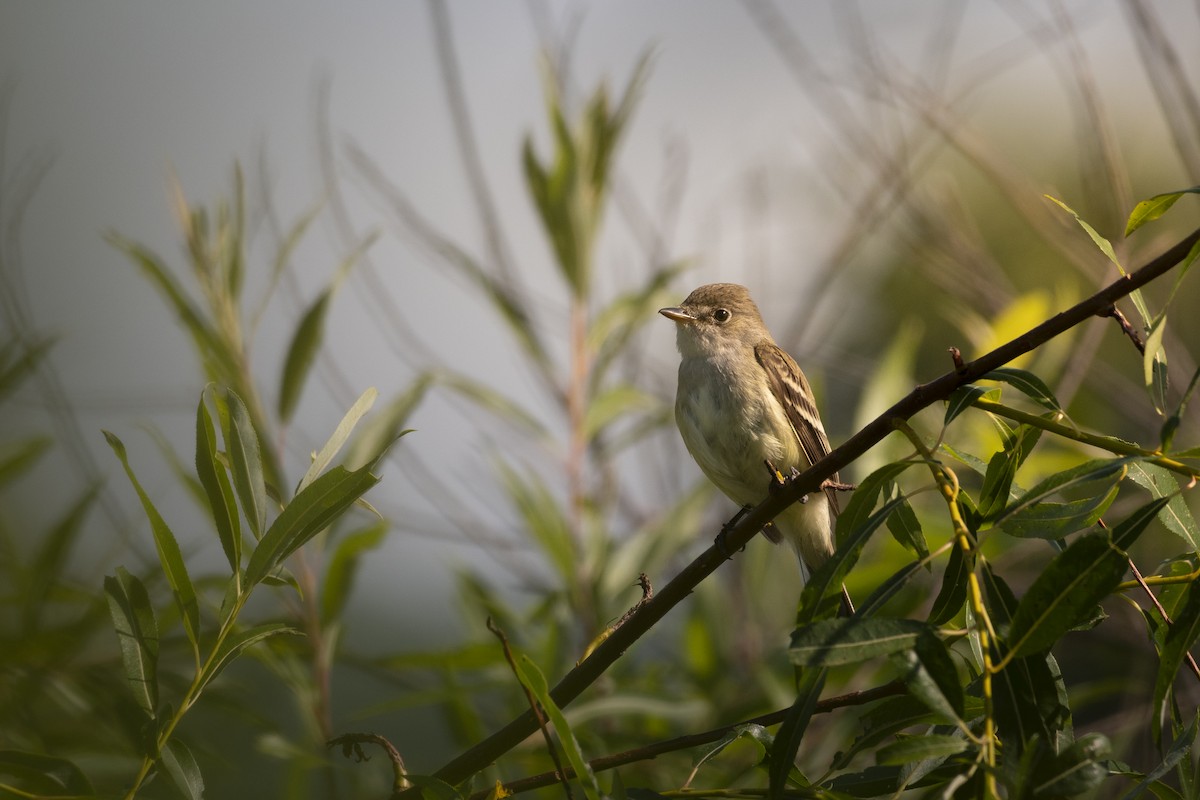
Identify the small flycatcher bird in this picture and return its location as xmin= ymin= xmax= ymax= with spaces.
xmin=660 ymin=283 xmax=851 ymax=610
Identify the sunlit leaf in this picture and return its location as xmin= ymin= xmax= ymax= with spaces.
xmin=1125 ymin=187 xmax=1200 ymax=236
xmin=514 ymin=654 xmax=602 ymax=800
xmin=1144 ymin=314 xmax=1169 ymax=415
xmin=1127 ymin=463 xmax=1200 ymax=551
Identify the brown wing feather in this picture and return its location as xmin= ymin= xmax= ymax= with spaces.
xmin=754 ymin=342 xmax=841 ymax=515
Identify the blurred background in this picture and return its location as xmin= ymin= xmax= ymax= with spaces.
xmin=3 ymin=1 xmax=1200 ymax=797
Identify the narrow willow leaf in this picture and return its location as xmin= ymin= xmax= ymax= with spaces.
xmin=1121 ymin=712 xmax=1197 ymax=799
xmin=104 ymin=431 xmax=200 ymax=650
xmin=944 ymin=385 xmax=997 ymax=426
xmin=1127 ymin=462 xmax=1200 ymax=551
xmin=321 ymin=521 xmax=388 ymax=622
xmin=790 ymin=618 xmax=931 ymax=666
xmin=279 ymin=291 xmax=332 ymax=423
xmin=978 ymin=424 xmax=1041 ymax=518
xmin=104 ymin=568 xmax=159 ymax=718
xmin=994 ymin=457 xmax=1130 ymax=525
xmin=796 ymin=461 xmax=914 ymax=624
xmin=222 ymin=388 xmax=268 ymax=538
xmin=692 ymin=724 xmax=775 ymax=773
xmin=1153 ymin=581 xmax=1200 ymax=731
xmin=26 ymin=487 xmax=98 ymax=629
xmin=0 ymin=750 xmax=95 ymax=795
xmin=244 ymin=464 xmax=380 ymax=587
xmin=197 ymin=622 xmax=301 ymax=694
xmin=1109 ymin=496 xmax=1171 ymax=551
xmin=196 ymin=390 xmax=240 ymax=573
xmin=161 ymin=739 xmax=204 ymax=800
xmin=1125 ymin=187 xmax=1200 ymax=236
xmin=1033 ymin=732 xmax=1111 ymax=797
xmin=899 ymin=633 xmax=965 ymax=722
xmin=999 ymin=485 xmax=1118 ymax=540
xmin=768 ymin=667 xmax=825 ymax=800
xmin=1162 ymin=365 xmax=1200 ymax=452
xmin=1145 ymin=315 xmax=1169 ymax=415
xmin=876 ymin=734 xmax=967 ymax=767
xmin=344 ymin=375 xmax=431 ymax=471
xmin=984 ymin=368 xmax=1063 ymax=413
xmin=885 ymin=491 xmax=929 ymax=559
xmin=515 ymin=654 xmax=602 ymax=800
xmin=980 ymin=562 xmax=1019 ymax=627
xmin=928 ymin=536 xmax=971 ymax=626
xmin=1005 ymin=533 xmax=1128 ymax=658
xmin=299 ymin=386 xmax=378 ymax=493
xmin=992 ymin=650 xmax=1071 ymax=755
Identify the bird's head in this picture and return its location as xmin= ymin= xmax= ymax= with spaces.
xmin=659 ymin=283 xmax=768 ymax=357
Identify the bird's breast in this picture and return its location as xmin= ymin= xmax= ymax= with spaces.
xmin=674 ymin=353 xmax=803 ymax=506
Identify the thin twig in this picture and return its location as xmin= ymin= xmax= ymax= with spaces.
xmin=1127 ymin=556 xmax=1200 ymax=683
xmin=465 ymin=681 xmax=906 ymax=800
xmin=1098 ymin=304 xmax=1145 ymax=354
xmin=400 ymin=227 xmax=1200 ymax=794
xmin=487 ymin=617 xmax=573 ymax=800
xmin=328 ymin=733 xmax=409 ymax=794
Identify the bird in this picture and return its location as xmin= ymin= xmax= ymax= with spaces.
xmin=659 ymin=282 xmax=852 ymax=612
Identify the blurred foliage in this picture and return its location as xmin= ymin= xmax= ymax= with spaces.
xmin=5 ymin=5 xmax=1200 ymax=800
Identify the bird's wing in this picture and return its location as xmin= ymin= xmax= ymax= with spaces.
xmin=754 ymin=342 xmax=840 ymax=515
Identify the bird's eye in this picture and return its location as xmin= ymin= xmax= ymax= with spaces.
xmin=713 ymin=308 xmax=731 ymax=323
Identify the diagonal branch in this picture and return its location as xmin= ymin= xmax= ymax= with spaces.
xmin=398 ymin=226 xmax=1200 ymax=796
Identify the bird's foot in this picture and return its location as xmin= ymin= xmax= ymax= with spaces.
xmin=715 ymin=506 xmax=753 ymax=558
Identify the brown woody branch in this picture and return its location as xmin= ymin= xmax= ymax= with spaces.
xmin=467 ymin=681 xmax=905 ymax=799
xmin=397 ymin=226 xmax=1200 ymax=797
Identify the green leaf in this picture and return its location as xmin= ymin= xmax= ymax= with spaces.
xmin=998 ymin=485 xmax=1118 ymax=540
xmin=25 ymin=487 xmax=98 ymax=630
xmin=797 ymin=460 xmax=914 ymax=624
xmin=984 ymin=368 xmax=1063 ymax=414
xmin=994 ymin=457 xmax=1130 ymax=525
xmin=0 ymin=750 xmax=94 ymax=795
xmin=1125 ymin=187 xmax=1200 ymax=236
xmin=992 ymin=651 xmax=1071 ymax=756
xmin=1127 ymin=462 xmax=1200 ymax=551
xmin=104 ymin=567 xmax=159 ymax=719
xmin=1145 ymin=314 xmax=1169 ymax=415
xmin=244 ymin=463 xmax=380 ymax=587
xmin=196 ymin=389 xmax=241 ymax=574
xmin=891 ymin=633 xmax=964 ymax=723
xmin=197 ymin=622 xmax=301 ymax=696
xmin=222 ymin=388 xmax=268 ymax=538
xmin=1110 ymin=495 xmax=1172 ymax=551
xmin=514 ymin=654 xmax=602 ymax=800
xmin=161 ymin=739 xmax=204 ymax=800
xmin=279 ymin=290 xmax=332 ymax=423
xmin=884 ymin=490 xmax=929 ymax=560
xmin=928 ymin=535 xmax=971 ymax=626
xmin=1121 ymin=712 xmax=1197 ymax=799
xmin=1005 ymin=527 xmax=1140 ymax=658
xmin=343 ymin=376 xmax=431 ymax=472
xmin=1162 ymin=365 xmax=1200 ymax=452
xmin=768 ymin=667 xmax=825 ymax=800
xmin=944 ymin=385 xmax=998 ymax=426
xmin=0 ymin=337 xmax=55 ymax=405
xmin=1153 ymin=580 xmax=1200 ymax=731
xmin=299 ymin=386 xmax=378 ymax=492
xmin=876 ymin=734 xmax=968 ymax=766
xmin=321 ymin=521 xmax=388 ymax=622
xmin=1033 ymin=732 xmax=1111 ymax=797
xmin=790 ymin=618 xmax=932 ymax=666
xmin=1045 ymin=195 xmax=1123 ymax=270
xmin=104 ymin=430 xmax=200 ymax=650
xmin=978 ymin=424 xmax=1041 ymax=518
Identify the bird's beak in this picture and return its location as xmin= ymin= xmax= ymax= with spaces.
xmin=659 ymin=306 xmax=695 ymax=323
